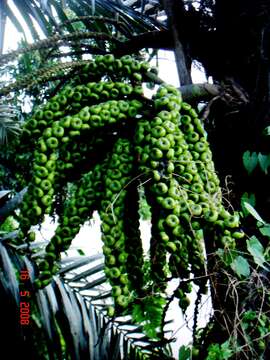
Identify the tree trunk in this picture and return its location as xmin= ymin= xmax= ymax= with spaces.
xmin=162 ymin=0 xmax=192 ymax=86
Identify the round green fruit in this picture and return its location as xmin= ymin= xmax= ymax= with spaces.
xmin=162 ymin=197 xmax=176 ymax=210
xmin=40 ymin=179 xmax=52 ymax=191
xmin=33 ymin=187 xmax=44 ymax=198
xmin=118 ymin=253 xmax=128 ymax=263
xmin=224 ymin=214 xmax=240 ymax=228
xmin=109 ymin=267 xmax=121 ymax=279
xmin=168 ymin=186 xmax=181 ymax=200
xmin=43 ymin=127 xmax=53 ymax=138
xmin=116 ymin=295 xmax=129 ymax=308
xmin=166 ymin=242 xmax=177 ymax=253
xmin=52 ymin=126 xmax=65 ymax=138
xmin=46 ymin=137 xmax=59 ymax=149
xmin=45 ymin=160 xmax=56 ymax=172
xmin=160 ymin=231 xmax=170 ymax=243
xmin=107 ymin=255 xmax=116 ymax=266
xmin=41 ymin=195 xmax=51 ymax=207
xmin=203 ymin=208 xmax=219 ymax=222
xmin=71 ymin=117 xmax=82 ymax=130
xmin=194 ymin=141 xmax=207 ymax=153
xmin=190 ymin=204 xmax=202 ymax=216
xmin=154 ymin=182 xmax=168 ymax=195
xmin=36 ymin=153 xmax=48 ymax=164
xmin=44 ymin=110 xmax=54 ymax=120
xmin=156 ymin=137 xmax=170 ymax=151
xmin=70 ymin=216 xmax=81 ymax=226
xmin=232 ymin=231 xmax=245 ymax=239
xmin=112 ymin=286 xmax=122 ymax=297
xmin=166 ymin=214 xmax=180 ymax=228
xmin=151 ymin=148 xmax=163 ymax=160
xmin=45 ymin=252 xmax=57 ymax=262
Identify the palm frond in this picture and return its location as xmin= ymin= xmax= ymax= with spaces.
xmin=0 ymin=103 xmax=22 ymax=144
xmin=0 ymin=0 xmax=167 ymax=104
xmin=2 ymin=0 xmax=165 ymax=56
xmin=0 ymin=239 xmax=173 ymax=359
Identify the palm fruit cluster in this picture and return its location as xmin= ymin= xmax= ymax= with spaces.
xmin=16 ymin=53 xmax=245 ymax=316
xmin=134 ymin=84 xmax=243 ymax=305
xmin=34 ymin=158 xmax=108 ymax=288
xmin=99 ymin=138 xmax=138 ymax=311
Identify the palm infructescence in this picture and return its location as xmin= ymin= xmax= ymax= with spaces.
xmin=0 ymin=2 xmax=174 ymax=359
xmin=1 ymin=1 xmax=270 ymax=360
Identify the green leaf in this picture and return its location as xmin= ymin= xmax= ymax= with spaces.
xmin=220 ymin=341 xmax=233 ymax=360
xmin=178 ymin=345 xmax=191 ymax=360
xmin=230 ymin=256 xmax=250 ymax=277
xmin=132 ymin=303 xmax=145 ymax=324
xmin=143 ymin=323 xmax=158 ymax=339
xmin=243 ymin=151 xmax=258 ymax=175
xmin=259 ymin=224 xmax=270 ymax=237
xmin=246 ymin=236 xmax=266 ymax=268
xmin=132 ymin=295 xmax=166 ymax=339
xmin=243 ymin=310 xmax=256 ymax=321
xmin=242 ymin=202 xmax=265 ymax=223
xmin=216 ymin=248 xmax=236 ymax=266
xmin=241 ymin=192 xmax=256 ymax=217
xmin=258 ymin=153 xmax=270 ymax=174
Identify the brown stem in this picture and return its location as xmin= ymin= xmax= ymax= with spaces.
xmin=162 ymin=0 xmax=192 ymax=85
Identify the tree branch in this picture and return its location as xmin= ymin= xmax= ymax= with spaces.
xmin=145 ymin=70 xmax=221 ymax=101
xmin=114 ymin=30 xmax=173 ymax=56
xmin=180 ymin=83 xmax=221 ymax=102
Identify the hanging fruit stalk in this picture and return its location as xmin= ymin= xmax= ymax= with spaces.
xmin=16 ymin=54 xmax=245 ymax=318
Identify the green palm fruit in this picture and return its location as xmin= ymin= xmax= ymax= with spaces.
xmin=116 ymin=295 xmax=129 ymax=308
xmin=36 ymin=153 xmax=48 ymax=164
xmin=71 ymin=117 xmax=82 ymax=130
xmin=44 ymin=110 xmax=54 ymax=120
xmin=107 ymin=306 xmax=115 ymax=317
xmin=46 ymin=137 xmax=59 ymax=149
xmin=52 ymin=126 xmax=65 ymax=138
xmin=36 ymin=166 xmax=49 ymax=178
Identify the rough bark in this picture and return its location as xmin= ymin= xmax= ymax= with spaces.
xmin=162 ymin=0 xmax=192 ymax=86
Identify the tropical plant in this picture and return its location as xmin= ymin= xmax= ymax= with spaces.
xmin=1 ymin=1 xmax=270 ymax=360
